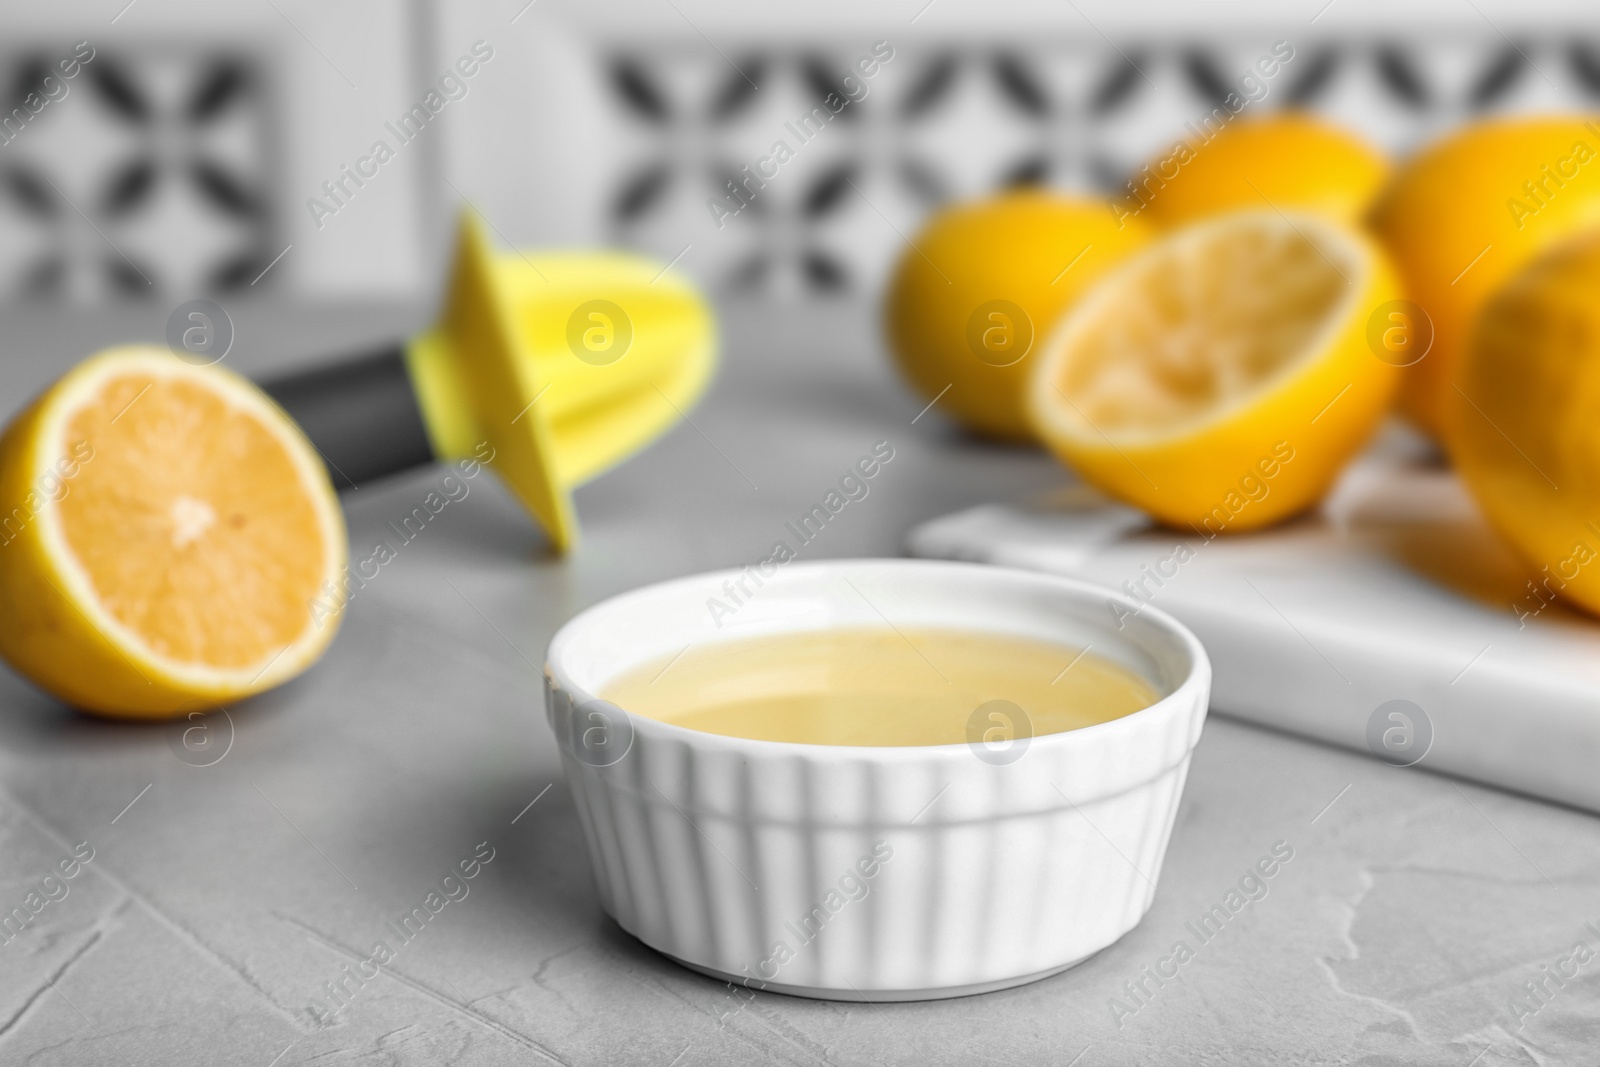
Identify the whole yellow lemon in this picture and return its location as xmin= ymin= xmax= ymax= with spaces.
xmin=1451 ymin=232 xmax=1600 ymax=619
xmin=1126 ymin=112 xmax=1388 ymax=229
xmin=1371 ymin=116 xmax=1600 ymax=440
xmin=884 ymin=191 xmax=1152 ymax=441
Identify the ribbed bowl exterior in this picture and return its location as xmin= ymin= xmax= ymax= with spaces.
xmin=544 ymin=560 xmax=1210 ymax=999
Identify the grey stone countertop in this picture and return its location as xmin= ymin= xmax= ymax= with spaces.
xmin=0 ymin=301 xmax=1595 ymax=1066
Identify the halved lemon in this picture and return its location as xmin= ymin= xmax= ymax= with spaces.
xmin=1452 ymin=231 xmax=1600 ymax=617
xmin=1027 ymin=210 xmax=1401 ymax=532
xmin=0 ymin=347 xmax=347 ymax=717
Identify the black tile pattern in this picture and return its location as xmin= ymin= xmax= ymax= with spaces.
xmin=607 ymin=39 xmax=1600 ymax=297
xmin=0 ymin=46 xmax=275 ymax=301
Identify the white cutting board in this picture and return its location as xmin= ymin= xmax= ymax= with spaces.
xmin=907 ymin=433 xmax=1600 ymax=812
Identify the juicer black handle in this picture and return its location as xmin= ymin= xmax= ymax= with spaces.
xmin=258 ymin=345 xmax=436 ymax=492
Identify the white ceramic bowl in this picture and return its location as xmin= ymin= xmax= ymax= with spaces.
xmin=544 ymin=559 xmax=1210 ymax=1000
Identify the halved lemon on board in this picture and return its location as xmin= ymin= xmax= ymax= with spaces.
xmin=1027 ymin=210 xmax=1401 ymax=532
xmin=0 ymin=347 xmax=346 ymax=718
xmin=1452 ymin=231 xmax=1600 ymax=618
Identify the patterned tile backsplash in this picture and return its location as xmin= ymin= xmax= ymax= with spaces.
xmin=4 ymin=28 xmax=1600 ymax=305
xmin=604 ymin=36 xmax=1600 ymax=299
xmin=0 ymin=42 xmax=277 ymax=303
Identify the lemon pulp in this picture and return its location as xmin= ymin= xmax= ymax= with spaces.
xmin=1050 ymin=214 xmax=1353 ymax=438
xmin=57 ymin=371 xmax=330 ymax=669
